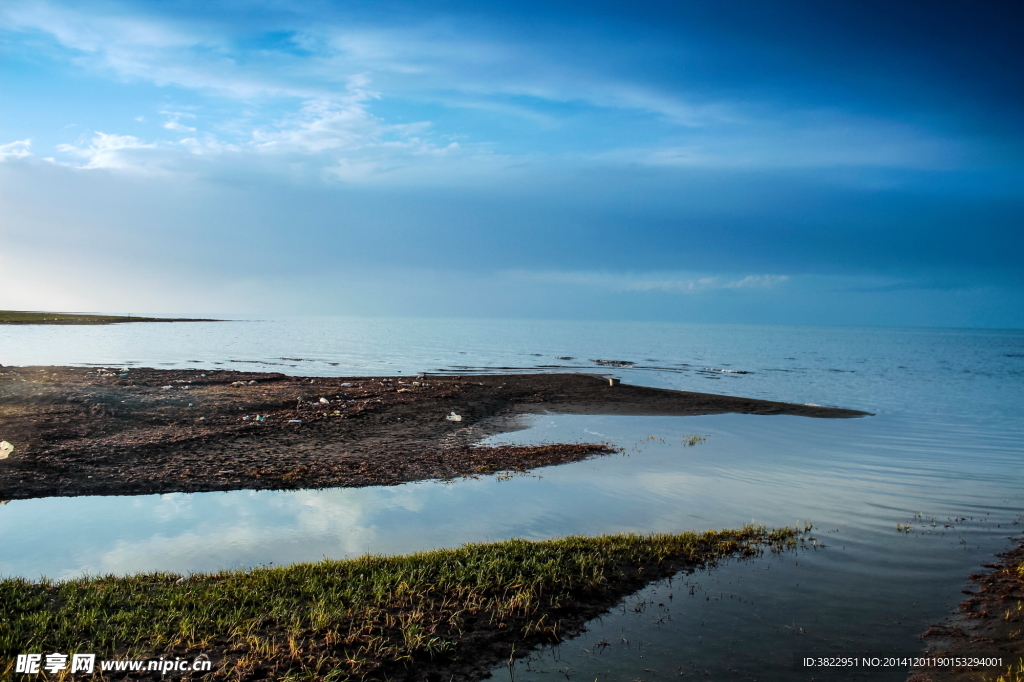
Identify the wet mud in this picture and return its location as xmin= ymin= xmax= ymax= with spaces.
xmin=0 ymin=366 xmax=867 ymax=501
xmin=909 ymin=537 xmax=1024 ymax=681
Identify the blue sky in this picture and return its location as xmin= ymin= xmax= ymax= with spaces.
xmin=1 ymin=0 xmax=1022 ymax=326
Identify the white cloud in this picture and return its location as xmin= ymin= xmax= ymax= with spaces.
xmin=725 ymin=275 xmax=790 ymax=289
xmin=0 ymin=139 xmax=32 ymax=160
xmin=252 ymin=96 xmax=384 ymax=154
xmin=509 ymin=270 xmax=790 ymax=295
xmin=37 ymin=73 xmax=483 ymax=181
xmin=594 ymin=115 xmax=964 ymax=171
xmin=244 ymin=87 xmax=467 ymax=180
xmin=163 ymin=120 xmax=196 ymax=132
xmin=161 ymin=111 xmax=197 ymax=132
xmin=178 ymin=135 xmax=241 ymax=156
xmin=55 ymin=132 xmax=159 ymax=172
xmin=623 ymin=277 xmax=721 ymax=293
xmin=323 ymin=28 xmax=722 ymax=127
xmin=159 ymin=110 xmax=196 ymax=119
xmin=34 ymin=110 xmax=480 ymax=184
xmin=1 ymin=1 xmax=330 ymax=99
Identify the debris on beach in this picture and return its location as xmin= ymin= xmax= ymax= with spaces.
xmin=0 ymin=441 xmax=13 ymax=459
xmin=0 ymin=368 xmax=869 ymax=500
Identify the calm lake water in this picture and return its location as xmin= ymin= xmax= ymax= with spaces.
xmin=1 ymin=318 xmax=1022 ymax=680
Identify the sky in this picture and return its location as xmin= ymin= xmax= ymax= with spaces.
xmin=1 ymin=0 xmax=1022 ymax=327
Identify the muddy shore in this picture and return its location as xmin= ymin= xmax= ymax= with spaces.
xmin=908 ymin=538 xmax=1024 ymax=682
xmin=0 ymin=366 xmax=867 ymax=501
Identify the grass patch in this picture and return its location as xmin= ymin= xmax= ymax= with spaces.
xmin=0 ymin=311 xmax=219 ymax=325
xmin=998 ymin=658 xmax=1024 ymax=682
xmin=0 ymin=526 xmax=801 ymax=681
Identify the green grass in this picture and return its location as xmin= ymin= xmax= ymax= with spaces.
xmin=0 ymin=526 xmax=800 ymax=680
xmin=0 ymin=311 xmax=219 ymax=325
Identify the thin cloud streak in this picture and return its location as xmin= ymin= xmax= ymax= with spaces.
xmin=508 ymin=270 xmax=790 ymax=295
xmin=2 ymin=1 xmax=720 ymax=122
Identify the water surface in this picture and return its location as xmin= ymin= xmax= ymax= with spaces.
xmin=1 ymin=318 xmax=1022 ymax=680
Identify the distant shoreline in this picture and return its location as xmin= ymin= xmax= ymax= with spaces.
xmin=0 ymin=310 xmax=222 ymax=325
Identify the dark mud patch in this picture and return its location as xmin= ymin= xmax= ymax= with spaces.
xmin=0 ymin=367 xmax=868 ymax=501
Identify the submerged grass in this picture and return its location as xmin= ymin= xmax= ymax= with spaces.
xmin=0 ymin=526 xmax=800 ymax=681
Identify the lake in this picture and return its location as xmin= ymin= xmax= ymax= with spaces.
xmin=1 ymin=317 xmax=1022 ymax=680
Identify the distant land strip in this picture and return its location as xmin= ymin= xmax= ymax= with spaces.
xmin=0 ymin=310 xmax=222 ymax=325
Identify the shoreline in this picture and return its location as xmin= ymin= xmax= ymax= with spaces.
xmin=909 ymin=537 xmax=1024 ymax=682
xmin=0 ymin=310 xmax=221 ymax=325
xmin=0 ymin=526 xmax=802 ymax=682
xmin=0 ymin=366 xmax=869 ymax=501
